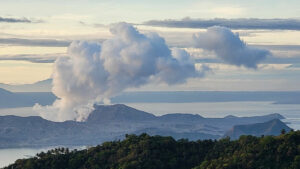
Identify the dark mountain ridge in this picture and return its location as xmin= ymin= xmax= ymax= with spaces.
xmin=87 ymin=104 xmax=156 ymax=123
xmin=0 ymin=104 xmax=292 ymax=148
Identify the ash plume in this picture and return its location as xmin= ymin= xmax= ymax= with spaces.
xmin=34 ymin=22 xmax=207 ymax=121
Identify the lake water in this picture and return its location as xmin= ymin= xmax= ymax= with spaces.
xmin=0 ymin=147 xmax=53 ymax=168
xmin=0 ymin=101 xmax=299 ymax=167
xmin=0 ymin=146 xmax=85 ymax=168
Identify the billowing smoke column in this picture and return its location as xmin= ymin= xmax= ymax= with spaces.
xmin=34 ymin=22 xmax=206 ymax=122
xmin=193 ymin=26 xmax=270 ymax=68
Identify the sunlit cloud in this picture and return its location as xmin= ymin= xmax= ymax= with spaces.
xmin=0 ymin=60 xmax=52 ymax=84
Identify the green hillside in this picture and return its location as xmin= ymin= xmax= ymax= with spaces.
xmin=4 ymin=131 xmax=300 ymax=169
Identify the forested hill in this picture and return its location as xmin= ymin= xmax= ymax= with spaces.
xmin=5 ymin=131 xmax=300 ymax=169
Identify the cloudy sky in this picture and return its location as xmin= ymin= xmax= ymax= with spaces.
xmin=1 ymin=0 xmax=300 ymax=91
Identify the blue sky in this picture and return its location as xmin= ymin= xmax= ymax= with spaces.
xmin=0 ymin=0 xmax=299 ymax=91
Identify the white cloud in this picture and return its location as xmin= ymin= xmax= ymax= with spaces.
xmin=192 ymin=26 xmax=270 ymax=68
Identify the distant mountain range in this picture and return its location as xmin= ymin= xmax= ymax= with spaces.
xmin=0 ymin=104 xmax=291 ymax=148
xmin=1 ymin=85 xmax=300 ymax=109
xmin=0 ymin=79 xmax=52 ymax=92
xmin=0 ymin=88 xmax=56 ymax=108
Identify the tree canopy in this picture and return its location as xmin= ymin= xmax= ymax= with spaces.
xmin=5 ymin=131 xmax=300 ymax=169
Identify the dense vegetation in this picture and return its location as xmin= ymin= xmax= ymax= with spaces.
xmin=4 ymin=131 xmax=300 ymax=169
